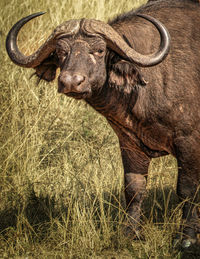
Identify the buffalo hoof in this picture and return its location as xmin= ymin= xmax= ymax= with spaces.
xmin=181 ymin=238 xmax=197 ymax=248
xmin=173 ymin=234 xmax=197 ymax=249
xmin=173 ymin=226 xmax=199 ymax=249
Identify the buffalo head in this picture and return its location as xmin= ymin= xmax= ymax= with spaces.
xmin=6 ymin=12 xmax=170 ymax=99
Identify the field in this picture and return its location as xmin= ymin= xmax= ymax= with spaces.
xmin=0 ymin=0 xmax=199 ymax=258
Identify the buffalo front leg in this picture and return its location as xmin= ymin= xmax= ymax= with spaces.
xmin=175 ymin=136 xmax=200 ymax=247
xmin=120 ymin=144 xmax=150 ymax=238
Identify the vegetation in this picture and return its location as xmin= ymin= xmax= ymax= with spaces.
xmin=0 ymin=0 xmax=199 ymax=258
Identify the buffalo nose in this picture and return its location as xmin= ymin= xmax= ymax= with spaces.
xmin=59 ymin=73 xmax=86 ymax=93
xmin=66 ymin=73 xmax=85 ymax=87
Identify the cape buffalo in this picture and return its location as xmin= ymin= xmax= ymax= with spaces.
xmin=6 ymin=0 xmax=200 ymax=247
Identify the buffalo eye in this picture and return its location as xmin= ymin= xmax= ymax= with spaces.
xmin=56 ymin=51 xmax=68 ymax=66
xmin=90 ymin=48 xmax=105 ymax=57
xmin=56 ymin=39 xmax=70 ymax=66
xmin=59 ymin=54 xmax=68 ymax=65
xmin=94 ymin=49 xmax=104 ymax=57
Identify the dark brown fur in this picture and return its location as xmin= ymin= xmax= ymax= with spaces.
xmin=19 ymin=0 xmax=200 ymax=244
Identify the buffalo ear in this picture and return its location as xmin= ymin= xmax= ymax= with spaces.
xmin=108 ymin=60 xmax=147 ymax=88
xmin=34 ymin=53 xmax=59 ymax=82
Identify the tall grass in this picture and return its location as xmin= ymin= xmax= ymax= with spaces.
xmin=0 ymin=0 xmax=187 ymax=258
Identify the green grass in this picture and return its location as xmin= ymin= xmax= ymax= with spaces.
xmin=0 ymin=0 xmax=195 ymax=258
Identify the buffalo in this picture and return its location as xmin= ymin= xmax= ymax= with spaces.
xmin=6 ymin=0 xmax=200 ymax=247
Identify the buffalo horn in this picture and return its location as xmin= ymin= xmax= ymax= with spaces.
xmin=6 ymin=12 xmax=81 ymax=68
xmin=82 ymin=14 xmax=170 ymax=67
xmin=6 ymin=12 xmax=170 ymax=68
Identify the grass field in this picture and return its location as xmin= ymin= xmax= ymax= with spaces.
xmin=1 ymin=0 xmax=199 ymax=258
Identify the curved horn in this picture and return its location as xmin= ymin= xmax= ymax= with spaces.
xmin=6 ymin=12 xmax=55 ymax=68
xmin=82 ymin=14 xmax=170 ymax=67
xmin=6 ymin=12 xmax=81 ymax=68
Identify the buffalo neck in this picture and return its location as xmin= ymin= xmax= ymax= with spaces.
xmin=85 ymin=82 xmax=140 ymax=130
xmin=85 ymin=81 xmax=173 ymax=157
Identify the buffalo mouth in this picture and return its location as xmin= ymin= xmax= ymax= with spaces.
xmin=64 ymin=91 xmax=91 ymax=100
xmin=58 ymin=80 xmax=91 ymax=99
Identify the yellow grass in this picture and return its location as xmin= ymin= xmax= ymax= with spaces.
xmin=0 ymin=0 xmax=189 ymax=258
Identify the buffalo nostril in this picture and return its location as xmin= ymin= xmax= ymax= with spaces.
xmin=59 ymin=73 xmax=87 ymax=94
xmin=73 ymin=74 xmax=85 ymax=86
xmin=61 ymin=73 xmax=85 ymax=87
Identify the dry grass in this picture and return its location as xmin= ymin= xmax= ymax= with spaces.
xmin=0 ymin=0 xmax=193 ymax=258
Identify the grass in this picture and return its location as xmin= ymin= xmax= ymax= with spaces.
xmin=0 ymin=0 xmax=198 ymax=258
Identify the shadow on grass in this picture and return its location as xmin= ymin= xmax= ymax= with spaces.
xmin=142 ymin=187 xmax=180 ymax=223
xmin=0 ymin=186 xmax=200 ymax=258
xmin=179 ymin=244 xmax=200 ymax=259
xmin=142 ymin=187 xmax=200 ymax=258
xmin=0 ymin=189 xmax=63 ymax=238
xmin=0 ymin=187 xmax=123 ymax=241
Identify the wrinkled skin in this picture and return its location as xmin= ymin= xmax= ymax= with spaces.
xmin=57 ymin=37 xmax=107 ymax=99
xmin=7 ymin=0 xmax=200 ymax=246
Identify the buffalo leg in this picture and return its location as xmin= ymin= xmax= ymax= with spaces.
xmin=175 ymin=136 xmax=200 ymax=245
xmin=120 ymin=144 xmax=150 ymax=237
